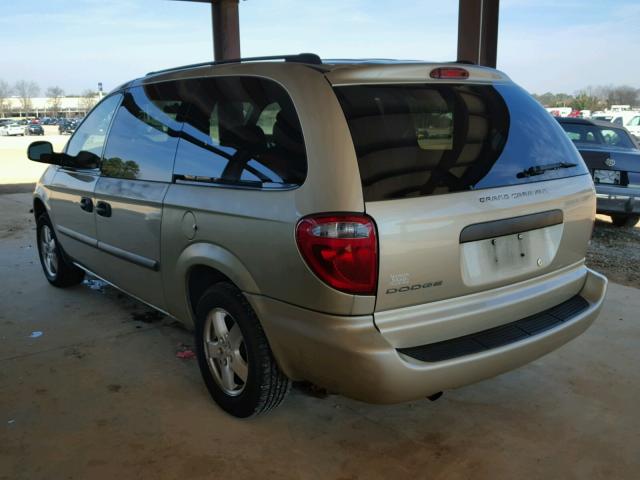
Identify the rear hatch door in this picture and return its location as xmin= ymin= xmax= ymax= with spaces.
xmin=331 ymin=74 xmax=592 ymax=312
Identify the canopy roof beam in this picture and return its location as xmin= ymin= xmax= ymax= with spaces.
xmin=457 ymin=0 xmax=500 ymax=67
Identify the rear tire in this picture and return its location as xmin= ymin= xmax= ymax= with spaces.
xmin=36 ymin=214 xmax=85 ymax=287
xmin=610 ymin=214 xmax=639 ymax=228
xmin=194 ymin=282 xmax=290 ymax=418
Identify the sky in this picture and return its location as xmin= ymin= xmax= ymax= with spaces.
xmin=1 ymin=0 xmax=638 ymax=96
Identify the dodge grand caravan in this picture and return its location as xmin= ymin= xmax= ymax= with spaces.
xmin=28 ymin=54 xmax=607 ymax=417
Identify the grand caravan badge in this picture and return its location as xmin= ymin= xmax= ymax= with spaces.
xmin=479 ymin=187 xmax=549 ymax=203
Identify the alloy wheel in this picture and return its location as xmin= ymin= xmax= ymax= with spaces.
xmin=40 ymin=224 xmax=58 ymax=278
xmin=203 ymin=308 xmax=249 ymax=396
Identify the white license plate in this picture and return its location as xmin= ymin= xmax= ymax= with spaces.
xmin=594 ymin=169 xmax=621 ymax=185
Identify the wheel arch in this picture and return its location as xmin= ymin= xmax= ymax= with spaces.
xmin=33 ymin=196 xmax=46 ymax=220
xmin=173 ymin=242 xmax=261 ymax=327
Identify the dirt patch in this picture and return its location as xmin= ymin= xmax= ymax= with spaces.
xmin=0 ymin=220 xmax=31 ymax=239
xmin=586 ymin=216 xmax=640 ymax=288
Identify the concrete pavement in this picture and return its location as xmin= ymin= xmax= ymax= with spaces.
xmin=1 ymin=192 xmax=639 ymax=480
xmin=0 ymin=125 xmax=67 ymax=185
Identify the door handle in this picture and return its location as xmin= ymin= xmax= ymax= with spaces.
xmin=96 ymin=201 xmax=112 ymax=218
xmin=80 ymin=197 xmax=93 ymax=212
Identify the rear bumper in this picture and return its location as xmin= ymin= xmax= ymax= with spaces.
xmin=595 ymin=185 xmax=640 ymax=214
xmin=248 ymin=266 xmax=607 ymax=404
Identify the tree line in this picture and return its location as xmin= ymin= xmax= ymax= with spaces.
xmin=532 ymin=85 xmax=639 ymax=111
xmin=0 ymin=79 xmax=98 ymax=117
xmin=2 ymin=78 xmax=638 ymax=117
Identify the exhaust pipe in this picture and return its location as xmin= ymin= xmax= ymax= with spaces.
xmin=427 ymin=391 xmax=443 ymax=402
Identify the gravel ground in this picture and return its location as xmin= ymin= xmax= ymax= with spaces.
xmin=586 ymin=215 xmax=640 ymax=288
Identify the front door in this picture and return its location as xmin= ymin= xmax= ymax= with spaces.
xmin=48 ymin=94 xmax=122 ymax=268
xmin=92 ymin=84 xmax=183 ymax=310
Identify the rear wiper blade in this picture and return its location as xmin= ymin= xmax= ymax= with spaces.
xmin=517 ymin=162 xmax=578 ymax=179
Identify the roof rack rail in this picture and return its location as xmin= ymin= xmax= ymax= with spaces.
xmin=146 ymin=53 xmax=322 ymax=76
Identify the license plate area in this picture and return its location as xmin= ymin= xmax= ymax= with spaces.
xmin=490 ymin=233 xmax=527 ymax=266
xmin=460 ymin=225 xmax=563 ymax=287
xmin=594 ymin=169 xmax=621 ymax=185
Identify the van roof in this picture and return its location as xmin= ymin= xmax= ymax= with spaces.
xmin=139 ymin=53 xmax=511 ymax=86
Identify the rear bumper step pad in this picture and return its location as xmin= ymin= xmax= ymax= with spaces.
xmin=398 ymin=295 xmax=589 ymax=362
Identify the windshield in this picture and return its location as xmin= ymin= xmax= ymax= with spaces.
xmin=334 ymin=83 xmax=587 ymax=202
xmin=559 ymin=122 xmax=637 ymax=150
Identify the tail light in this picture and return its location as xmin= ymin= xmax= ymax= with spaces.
xmin=295 ymin=214 xmax=378 ymax=295
xmin=430 ymin=67 xmax=469 ymax=79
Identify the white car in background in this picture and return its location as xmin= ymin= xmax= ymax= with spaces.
xmin=611 ymin=111 xmax=640 ymax=139
xmin=0 ymin=123 xmax=25 ymax=136
xmin=622 ymin=115 xmax=640 ymax=140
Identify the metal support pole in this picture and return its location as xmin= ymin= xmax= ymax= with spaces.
xmin=457 ymin=0 xmax=499 ymax=67
xmin=211 ymin=0 xmax=240 ymax=60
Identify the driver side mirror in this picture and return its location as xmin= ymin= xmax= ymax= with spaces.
xmin=27 ymin=141 xmax=57 ymax=164
xmin=27 ymin=141 xmax=100 ymax=169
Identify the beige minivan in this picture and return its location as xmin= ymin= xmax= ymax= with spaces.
xmin=28 ymin=54 xmax=607 ymax=417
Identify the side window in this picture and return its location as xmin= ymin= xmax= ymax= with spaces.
xmin=256 ymin=103 xmax=280 ymax=135
xmin=101 ymin=83 xmax=184 ymax=182
xmin=601 ymin=129 xmax=618 ymax=145
xmin=66 ymin=94 xmax=122 ymax=166
xmin=600 ymin=128 xmax=635 ymax=148
xmin=629 ymin=116 xmax=640 ymax=127
xmin=172 ymin=76 xmax=307 ymax=188
xmin=564 ymin=130 xmax=580 ymax=142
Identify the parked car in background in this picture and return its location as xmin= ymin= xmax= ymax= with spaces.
xmin=621 ymin=114 xmax=640 ymax=140
xmin=591 ymin=114 xmax=614 ymax=122
xmin=0 ymin=122 xmax=26 ymax=136
xmin=58 ymin=120 xmax=77 ymax=135
xmin=26 ymin=124 xmax=45 ymax=136
xmin=557 ymin=117 xmax=640 ymax=227
xmin=545 ymin=106 xmax=572 ymax=117
xmin=28 ymin=55 xmax=607 ymax=417
xmin=607 ymin=111 xmax=640 ymax=139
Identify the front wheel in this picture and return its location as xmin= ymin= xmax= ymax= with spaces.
xmin=36 ymin=215 xmax=85 ymax=287
xmin=195 ymin=283 xmax=290 ymax=418
xmin=610 ymin=214 xmax=639 ymax=228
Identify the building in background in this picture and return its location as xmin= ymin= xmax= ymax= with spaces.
xmin=1 ymin=94 xmax=101 ymax=119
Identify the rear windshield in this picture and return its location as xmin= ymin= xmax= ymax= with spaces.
xmin=334 ymin=83 xmax=588 ymax=201
xmin=559 ymin=122 xmax=637 ymax=150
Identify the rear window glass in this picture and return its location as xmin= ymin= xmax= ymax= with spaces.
xmin=559 ymin=122 xmax=637 ymax=150
xmin=334 ymin=83 xmax=588 ymax=201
